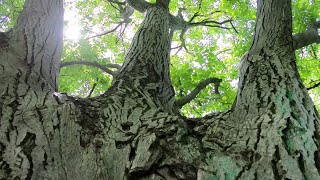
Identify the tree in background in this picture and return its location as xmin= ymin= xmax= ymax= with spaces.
xmin=0 ymin=0 xmax=320 ymax=179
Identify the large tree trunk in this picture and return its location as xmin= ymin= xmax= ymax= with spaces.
xmin=0 ymin=0 xmax=319 ymax=179
xmin=225 ymin=0 xmax=320 ymax=178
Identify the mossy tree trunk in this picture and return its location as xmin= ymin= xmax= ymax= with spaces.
xmin=0 ymin=0 xmax=319 ymax=179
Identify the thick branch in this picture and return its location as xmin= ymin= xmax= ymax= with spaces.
xmin=156 ymin=0 xmax=170 ymax=9
xmin=126 ymin=0 xmax=152 ymax=13
xmin=293 ymin=21 xmax=320 ymax=50
xmin=60 ymin=61 xmax=119 ymax=76
xmin=176 ymin=78 xmax=222 ymax=107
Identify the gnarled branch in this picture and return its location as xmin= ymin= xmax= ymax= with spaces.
xmin=176 ymin=78 xmax=222 ymax=108
xmin=60 ymin=61 xmax=120 ymax=76
xmin=293 ymin=21 xmax=320 ymax=50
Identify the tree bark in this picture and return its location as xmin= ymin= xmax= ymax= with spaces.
xmin=0 ymin=0 xmax=319 ymax=179
xmin=111 ymin=5 xmax=177 ymax=114
xmin=226 ymin=0 xmax=320 ymax=178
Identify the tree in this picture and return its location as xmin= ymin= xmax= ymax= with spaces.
xmin=0 ymin=0 xmax=320 ymax=179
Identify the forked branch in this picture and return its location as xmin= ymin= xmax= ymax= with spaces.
xmin=176 ymin=78 xmax=222 ymax=108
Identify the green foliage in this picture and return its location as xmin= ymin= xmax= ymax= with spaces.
xmin=292 ymin=0 xmax=320 ymax=110
xmin=0 ymin=0 xmax=24 ymax=31
xmin=59 ymin=39 xmax=113 ymax=97
xmin=292 ymin=0 xmax=320 ymax=33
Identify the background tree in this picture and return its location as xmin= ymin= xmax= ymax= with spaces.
xmin=0 ymin=0 xmax=320 ymax=179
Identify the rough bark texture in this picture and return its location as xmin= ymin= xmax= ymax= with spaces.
xmin=112 ymin=5 xmax=176 ymax=114
xmin=0 ymin=0 xmax=320 ymax=179
xmin=229 ymin=0 xmax=320 ymax=178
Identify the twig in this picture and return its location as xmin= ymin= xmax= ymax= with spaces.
xmin=86 ymin=22 xmax=124 ymax=39
xmin=87 ymin=83 xmax=97 ymax=98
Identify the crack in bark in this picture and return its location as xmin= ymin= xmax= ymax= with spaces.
xmin=315 ymin=150 xmax=320 ymax=172
xmin=281 ymin=117 xmax=294 ymax=155
xmin=43 ymin=152 xmax=48 ymax=170
xmin=0 ymin=142 xmax=11 ymax=179
xmin=254 ymin=122 xmax=262 ymax=150
xmin=271 ymin=146 xmax=281 ymax=179
xmin=298 ymin=152 xmax=307 ymax=180
xmin=20 ymin=132 xmax=36 ymax=180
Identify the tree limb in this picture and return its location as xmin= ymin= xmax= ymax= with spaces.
xmin=176 ymin=78 xmax=222 ymax=108
xmin=293 ymin=21 xmax=320 ymax=50
xmin=126 ymin=0 xmax=235 ymax=55
xmin=60 ymin=61 xmax=120 ymax=76
xmin=86 ymin=21 xmax=124 ymax=39
xmin=126 ymin=0 xmax=152 ymax=13
xmin=105 ymin=63 xmax=122 ymax=69
xmin=172 ymin=28 xmax=191 ymax=54
xmin=156 ymin=0 xmax=170 ymax=9
xmin=307 ymin=80 xmax=320 ymax=90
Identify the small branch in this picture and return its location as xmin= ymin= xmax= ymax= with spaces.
xmin=125 ymin=0 xmax=235 ymax=35
xmin=60 ymin=61 xmax=120 ymax=76
xmin=230 ymin=21 xmax=238 ymax=34
xmin=176 ymin=78 xmax=222 ymax=108
xmin=86 ymin=21 xmax=124 ymax=39
xmin=87 ymin=83 xmax=97 ymax=98
xmin=173 ymin=28 xmax=191 ymax=54
xmin=190 ymin=19 xmax=232 ymax=30
xmin=307 ymin=81 xmax=320 ymax=90
xmin=310 ymin=45 xmax=318 ymax=59
xmin=293 ymin=21 xmax=320 ymax=50
xmin=0 ymin=15 xmax=9 ymax=25
xmin=87 ymin=1 xmax=134 ymax=39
